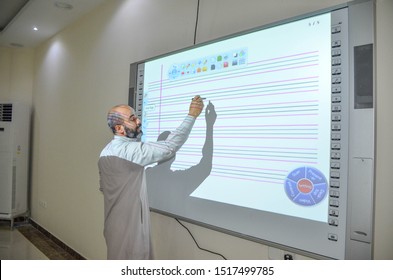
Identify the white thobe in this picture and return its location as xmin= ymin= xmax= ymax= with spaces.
xmin=98 ymin=115 xmax=195 ymax=259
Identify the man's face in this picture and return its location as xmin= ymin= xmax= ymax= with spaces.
xmin=117 ymin=107 xmax=142 ymax=138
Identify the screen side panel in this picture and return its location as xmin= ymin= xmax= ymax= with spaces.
xmin=346 ymin=0 xmax=375 ymax=260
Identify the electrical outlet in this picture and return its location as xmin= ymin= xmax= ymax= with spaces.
xmin=39 ymin=200 xmax=47 ymax=208
xmin=268 ymin=247 xmax=283 ymax=260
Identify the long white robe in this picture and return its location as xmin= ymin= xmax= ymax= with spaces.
xmin=98 ymin=115 xmax=195 ymax=259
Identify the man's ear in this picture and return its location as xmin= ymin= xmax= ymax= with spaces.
xmin=115 ymin=124 xmax=124 ymax=134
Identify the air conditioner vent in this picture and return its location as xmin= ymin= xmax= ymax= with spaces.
xmin=0 ymin=104 xmax=13 ymax=122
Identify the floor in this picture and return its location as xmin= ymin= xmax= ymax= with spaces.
xmin=0 ymin=220 xmax=80 ymax=260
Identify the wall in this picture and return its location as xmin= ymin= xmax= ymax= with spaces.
xmin=374 ymin=0 xmax=393 ymax=259
xmin=2 ymin=0 xmax=390 ymax=259
xmin=31 ymin=0 xmax=198 ymax=259
xmin=0 ymin=47 xmax=34 ymax=104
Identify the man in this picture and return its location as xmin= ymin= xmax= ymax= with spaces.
xmin=98 ymin=96 xmax=204 ymax=259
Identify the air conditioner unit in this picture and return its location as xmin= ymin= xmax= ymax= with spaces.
xmin=0 ymin=102 xmax=30 ymax=228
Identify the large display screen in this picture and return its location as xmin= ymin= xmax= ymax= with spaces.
xmin=133 ymin=7 xmax=349 ymax=259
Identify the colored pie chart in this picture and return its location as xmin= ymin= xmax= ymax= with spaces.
xmin=284 ymin=166 xmax=328 ymax=206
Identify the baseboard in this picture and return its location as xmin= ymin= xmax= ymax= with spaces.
xmin=29 ymin=219 xmax=86 ymax=260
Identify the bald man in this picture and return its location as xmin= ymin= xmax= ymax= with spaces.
xmin=98 ymin=96 xmax=204 ymax=259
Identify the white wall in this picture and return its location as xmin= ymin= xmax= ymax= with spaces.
xmin=374 ymin=0 xmax=393 ymax=259
xmin=1 ymin=0 xmax=392 ymax=259
xmin=0 ymin=47 xmax=34 ymax=105
xmin=31 ymin=0 xmax=199 ymax=260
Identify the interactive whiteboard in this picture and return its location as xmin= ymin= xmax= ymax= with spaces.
xmin=130 ymin=1 xmax=375 ymax=259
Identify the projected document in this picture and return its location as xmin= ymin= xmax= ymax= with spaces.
xmin=142 ymin=13 xmax=331 ymax=223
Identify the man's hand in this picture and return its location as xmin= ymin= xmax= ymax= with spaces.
xmin=188 ymin=95 xmax=204 ymax=118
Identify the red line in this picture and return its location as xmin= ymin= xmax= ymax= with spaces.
xmin=248 ymin=50 xmax=319 ymax=65
xmin=149 ymin=64 xmax=318 ymax=93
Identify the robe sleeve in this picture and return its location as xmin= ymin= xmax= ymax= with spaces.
xmin=123 ymin=115 xmax=196 ymax=166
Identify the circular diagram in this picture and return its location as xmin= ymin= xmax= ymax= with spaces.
xmin=284 ymin=166 xmax=328 ymax=206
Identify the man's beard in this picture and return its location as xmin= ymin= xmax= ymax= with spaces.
xmin=124 ymin=125 xmax=143 ymax=139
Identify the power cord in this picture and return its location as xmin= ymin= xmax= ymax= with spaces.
xmin=193 ymin=0 xmax=200 ymax=45
xmin=175 ymin=218 xmax=227 ymax=260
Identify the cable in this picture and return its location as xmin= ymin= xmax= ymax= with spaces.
xmin=175 ymin=218 xmax=227 ymax=260
xmin=193 ymin=0 xmax=200 ymax=45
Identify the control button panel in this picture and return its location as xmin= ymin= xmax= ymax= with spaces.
xmin=136 ymin=64 xmax=145 ymax=119
xmin=329 ymin=16 xmax=347 ymax=244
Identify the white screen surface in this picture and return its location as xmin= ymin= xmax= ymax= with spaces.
xmin=141 ymin=13 xmax=332 ymax=223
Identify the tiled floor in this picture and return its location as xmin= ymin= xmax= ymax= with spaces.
xmin=0 ymin=220 xmax=79 ymax=260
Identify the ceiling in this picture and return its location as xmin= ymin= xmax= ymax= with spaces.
xmin=0 ymin=0 xmax=107 ymax=48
